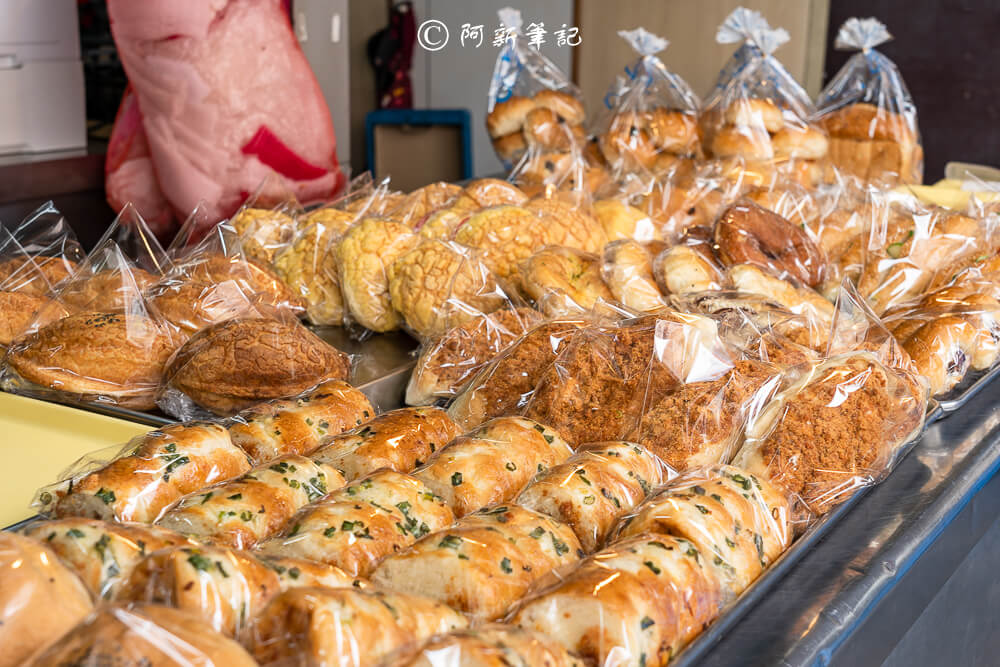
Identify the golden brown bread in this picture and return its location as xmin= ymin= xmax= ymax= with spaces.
xmin=5 ymin=311 xmax=176 ymax=410
xmin=244 ymin=586 xmax=468 ymax=667
xmin=23 ymin=518 xmax=194 ymax=599
xmin=147 ymin=279 xmax=258 ymax=339
xmin=51 ymin=422 xmax=251 ymax=523
xmin=0 ymin=255 xmax=76 ymax=294
xmin=0 ymin=532 xmax=93 ymax=667
xmin=390 ymin=624 xmax=585 ymax=667
xmin=0 ymin=291 xmax=66 ymax=348
xmin=228 ymin=379 xmax=374 ymax=463
xmin=59 ymin=267 xmax=159 ymax=312
xmin=165 ymin=317 xmax=351 ymax=416
xmin=29 ymin=603 xmax=258 ymax=667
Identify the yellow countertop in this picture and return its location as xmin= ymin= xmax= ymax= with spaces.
xmin=0 ymin=392 xmax=148 ymax=527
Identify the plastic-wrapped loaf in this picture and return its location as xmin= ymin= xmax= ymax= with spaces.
xmin=486 ymin=8 xmax=586 ymax=168
xmin=406 ymin=306 xmax=542 ymax=406
xmin=390 ymin=181 xmax=465 ymax=227
xmin=114 ymin=543 xmax=356 ymax=637
xmin=30 ymin=603 xmax=258 ymax=667
xmin=156 ymin=454 xmax=346 ymax=549
xmin=0 ymin=224 xmax=74 ymax=349
xmin=452 ymin=205 xmax=550 ymax=285
xmin=227 ymin=379 xmax=374 ymax=463
xmin=509 ymin=532 xmax=726 ymax=667
xmin=520 ymin=245 xmax=614 ymax=317
xmin=732 ymin=350 xmax=925 ymax=515
xmin=626 ymin=313 xmax=785 ymax=472
xmin=595 ymin=28 xmax=701 ymax=177
xmin=334 ymin=216 xmax=419 ymax=332
xmin=159 ymin=316 xmax=353 ymax=418
xmin=272 ymin=206 xmax=357 ymax=325
xmin=516 ymin=441 xmax=672 ymax=551
xmin=256 ymin=469 xmax=455 ymax=577
xmin=448 ymin=318 xmax=589 ymax=429
xmin=244 ymin=586 xmax=468 ymax=667
xmin=522 ymin=316 xmax=680 ymax=445
xmin=310 ymin=407 xmax=462 ymax=480
xmin=372 ymin=504 xmax=583 ymax=622
xmin=0 ymin=532 xmax=93 ymax=667
xmin=613 ymin=465 xmax=794 ymax=596
xmin=701 ymin=9 xmax=827 ymax=187
xmin=883 ymin=283 xmax=1000 ymax=395
xmin=41 ymin=422 xmax=252 ymax=523
xmin=1 ymin=206 xmax=177 ymax=410
xmin=816 ymin=18 xmax=922 ymax=184
xmin=227 ymin=194 xmax=302 ymax=266
xmin=0 ymin=200 xmax=84 ymax=288
xmin=22 ymin=518 xmax=194 ymax=599
xmin=412 ymin=416 xmax=573 ymax=517
xmin=388 ymin=239 xmax=515 ymax=339
xmin=602 ymin=239 xmax=669 ymax=313
xmin=387 ymin=624 xmax=585 ymax=667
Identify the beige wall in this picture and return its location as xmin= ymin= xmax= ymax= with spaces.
xmin=574 ymin=0 xmax=829 ymax=118
xmin=348 ymin=0 xmax=389 ymax=173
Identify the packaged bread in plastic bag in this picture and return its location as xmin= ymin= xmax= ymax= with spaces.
xmin=256 ymin=468 xmax=456 ymax=577
xmin=0 ymin=532 xmax=93 ymax=667
xmin=520 ymin=245 xmax=615 ymax=317
xmin=626 ymin=313 xmax=785 ymax=473
xmin=371 ymin=504 xmax=584 ymax=622
xmin=731 ymin=282 xmax=926 ymax=515
xmin=36 ymin=421 xmax=251 ymax=523
xmin=0 ymin=200 xmax=85 ymax=290
xmin=816 ymin=18 xmax=922 ymax=185
xmin=157 ymin=305 xmax=352 ymax=419
xmin=595 ymin=28 xmax=701 ymax=178
xmin=857 ymin=190 xmax=987 ymax=315
xmin=244 ymin=586 xmax=468 ymax=667
xmin=516 ymin=440 xmax=673 ymax=552
xmin=30 ymin=603 xmax=258 ymax=667
xmin=486 ymin=8 xmax=586 ymax=168
xmin=406 ymin=305 xmax=542 ymax=406
xmin=0 ymin=231 xmax=68 ymax=349
xmin=1 ymin=206 xmax=179 ymax=411
xmin=227 ymin=176 xmax=304 ymax=264
xmin=22 ymin=518 xmax=195 ymax=600
xmin=447 ymin=316 xmax=592 ymax=430
xmin=701 ymin=9 xmax=827 ymax=187
xmin=602 ymin=239 xmax=669 ymax=312
xmin=881 ymin=280 xmax=1000 ymax=396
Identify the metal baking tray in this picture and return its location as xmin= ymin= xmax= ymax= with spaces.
xmin=2 ymin=328 xmax=419 ymax=428
xmin=669 ymin=400 xmax=944 ymax=667
xmin=935 ymin=363 xmax=1000 ymax=414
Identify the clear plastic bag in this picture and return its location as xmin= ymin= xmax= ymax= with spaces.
xmin=509 ymin=531 xmax=726 ymax=666
xmin=36 ymin=421 xmax=252 ymax=523
xmin=516 ymin=441 xmax=674 ymax=552
xmin=228 ymin=378 xmax=375 ymax=464
xmin=156 ymin=454 xmax=346 ymax=549
xmin=701 ymin=9 xmax=827 ymax=187
xmin=447 ymin=317 xmax=590 ymax=430
xmin=0 ymin=200 xmax=85 ymax=289
xmin=371 ymin=504 xmax=584 ymax=623
xmin=412 ymin=416 xmax=573 ymax=518
xmin=406 ymin=306 xmax=542 ymax=406
xmin=386 ymin=624 xmax=584 ymax=667
xmin=816 ymin=18 xmax=922 ymax=185
xmin=603 ymin=239 xmax=669 ymax=312
xmin=732 ymin=349 xmax=925 ymax=516
xmin=520 ymin=245 xmax=614 ymax=317
xmin=0 ymin=231 xmax=69 ymax=349
xmin=1 ymin=206 xmax=179 ymax=411
xmin=256 ymin=469 xmax=456 ymax=578
xmin=0 ymin=532 xmax=93 ymax=667
xmin=157 ymin=313 xmax=352 ymax=419
xmin=243 ymin=586 xmax=468 ymax=667
xmin=21 ymin=518 xmax=196 ymax=600
xmin=612 ymin=464 xmax=794 ymax=595
xmin=388 ymin=239 xmax=520 ymax=340
xmin=29 ymin=603 xmax=258 ymax=667
xmin=627 ymin=314 xmax=785 ymax=473
xmin=308 ymin=406 xmax=462 ymax=481
xmin=594 ymin=28 xmax=701 ymax=178
xmin=226 ymin=177 xmax=305 ymax=265
xmin=486 ymin=8 xmax=586 ymax=168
